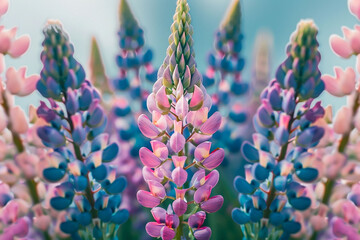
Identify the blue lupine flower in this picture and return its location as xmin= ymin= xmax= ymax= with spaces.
xmin=36 ymin=22 xmax=128 ymax=239
xmin=233 ymin=20 xmax=325 ymax=239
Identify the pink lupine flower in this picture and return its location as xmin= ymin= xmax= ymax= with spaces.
xmin=331 ymin=217 xmax=360 ymax=240
xmin=0 ymin=28 xmax=30 ymax=58
xmin=333 ymin=106 xmax=352 ymax=134
xmin=9 ymin=106 xmax=28 ymax=134
xmin=5 ymin=67 xmax=39 ymax=96
xmin=330 ymin=25 xmax=360 ymax=58
xmin=145 ymin=207 xmax=179 ymax=240
xmin=322 ymin=67 xmax=356 ymax=97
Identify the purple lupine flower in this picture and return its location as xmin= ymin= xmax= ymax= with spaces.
xmin=36 ymin=21 xmax=128 ymax=239
xmin=232 ymin=20 xmax=325 ymax=239
xmin=137 ymin=1 xmax=224 ymax=239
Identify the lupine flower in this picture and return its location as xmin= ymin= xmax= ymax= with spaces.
xmin=137 ymin=0 xmax=224 ymax=239
xmin=232 ymin=20 xmax=325 ymax=239
xmin=306 ymin=1 xmax=360 ymax=239
xmin=36 ymin=21 xmax=128 ymax=239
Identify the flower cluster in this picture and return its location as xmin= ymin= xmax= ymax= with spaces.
xmin=301 ymin=0 xmax=360 ymax=239
xmin=0 ymin=0 xmax=52 ymax=239
xmin=232 ymin=20 xmax=326 ymax=239
xmin=36 ymin=22 xmax=129 ymax=239
xmin=136 ymin=0 xmax=225 ymax=239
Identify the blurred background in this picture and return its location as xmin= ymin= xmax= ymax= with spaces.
xmin=4 ymin=0 xmax=357 ymax=112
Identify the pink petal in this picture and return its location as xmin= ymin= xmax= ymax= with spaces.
xmin=202 ymin=148 xmax=225 ymax=170
xmin=20 ymin=74 xmax=39 ymax=96
xmin=147 ymin=93 xmax=160 ymax=113
xmin=151 ymin=207 xmax=166 ymax=223
xmin=139 ymin=147 xmax=162 ymax=168
xmin=0 ymin=0 xmax=8 ymax=16
xmin=172 ymin=198 xmax=187 ymax=216
xmin=169 ymin=132 xmax=185 ymax=153
xmin=137 ymin=190 xmax=161 ymax=208
xmin=151 ymin=140 xmax=168 ymax=160
xmin=171 ymin=167 xmax=187 ymax=187
xmin=175 ymin=188 xmax=188 ymax=199
xmin=165 ymin=214 xmax=179 ymax=229
xmin=194 ymin=227 xmax=212 ymax=240
xmin=175 ymin=95 xmax=188 ymax=120
xmin=204 ymin=170 xmax=219 ymax=188
xmin=340 ymin=67 xmax=356 ymax=95
xmin=190 ymin=85 xmax=204 ymax=111
xmin=322 ymin=74 xmax=343 ymax=97
xmin=145 ymin=222 xmax=163 ymax=238
xmin=200 ymin=195 xmax=224 ymax=213
xmin=194 ymin=185 xmax=212 ymax=203
xmin=172 ymin=156 xmax=187 ymax=168
xmin=186 ymin=107 xmax=208 ymax=128
xmin=190 ymin=169 xmax=206 ymax=188
xmin=194 ymin=142 xmax=211 ymax=161
xmin=333 ymin=106 xmax=352 ymax=134
xmin=10 ymin=106 xmax=28 ymax=134
xmin=142 ymin=167 xmax=162 ymax=182
xmin=6 ymin=66 xmax=21 ymax=95
xmin=200 ymin=112 xmax=222 ymax=135
xmin=8 ymin=35 xmax=30 ymax=58
xmin=155 ymin=86 xmax=171 ymax=112
xmin=188 ymin=211 xmax=206 ymax=228
xmin=148 ymin=180 xmax=166 ymax=199
xmin=349 ymin=0 xmax=360 ymax=20
xmin=152 ymin=111 xmax=167 ymax=130
xmin=0 ymin=30 xmax=11 ymax=53
xmin=138 ymin=114 xmax=160 ymax=138
xmin=350 ymin=30 xmax=360 ymax=53
xmin=160 ymin=226 xmax=175 ymax=240
xmin=330 ymin=34 xmax=353 ymax=58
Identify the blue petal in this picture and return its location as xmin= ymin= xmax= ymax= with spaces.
xmin=50 ymin=196 xmax=72 ymax=210
xmin=103 ymin=176 xmax=127 ymax=194
xmin=295 ymin=168 xmax=318 ymax=182
xmin=232 ymin=208 xmax=250 ymax=225
xmin=91 ymin=165 xmax=107 ymax=181
xmin=98 ymin=207 xmax=113 ymax=222
xmin=43 ymin=167 xmax=66 ymax=182
xmin=102 ymin=143 xmax=119 ymax=163
xmin=234 ymin=176 xmax=255 ymax=194
xmin=60 ymin=221 xmax=79 ymax=234
xmin=111 ymin=209 xmax=129 ymax=225
xmin=289 ymin=196 xmax=311 ymax=210
xmin=241 ymin=141 xmax=259 ymax=162
xmin=282 ymin=221 xmax=301 ymax=234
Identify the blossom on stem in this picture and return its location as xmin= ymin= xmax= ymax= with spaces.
xmin=137 ymin=1 xmax=224 ymax=239
xmin=232 ymin=20 xmax=325 ymax=239
xmin=36 ymin=22 xmax=128 ymax=239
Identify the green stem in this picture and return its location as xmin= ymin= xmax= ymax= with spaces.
xmin=175 ymin=216 xmax=184 ymax=240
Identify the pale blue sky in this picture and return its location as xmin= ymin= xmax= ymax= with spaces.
xmin=4 ymin=0 xmax=357 ymax=110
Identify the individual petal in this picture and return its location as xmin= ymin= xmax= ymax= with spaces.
xmin=148 ymin=180 xmax=166 ymax=199
xmin=194 ymin=185 xmax=212 ymax=203
xmin=171 ymin=167 xmax=187 ymax=187
xmin=186 ymin=107 xmax=208 ymax=128
xmin=200 ymin=195 xmax=223 ymax=213
xmin=160 ymin=226 xmax=175 ymax=240
xmin=172 ymin=156 xmax=187 ymax=168
xmin=194 ymin=227 xmax=212 ymax=240
xmin=333 ymin=106 xmax=352 ymax=134
xmin=189 ymin=85 xmax=204 ymax=111
xmin=202 ymin=148 xmax=225 ymax=170
xmin=145 ymin=222 xmax=163 ymax=238
xmin=137 ymin=190 xmax=161 ymax=208
xmin=330 ymin=34 xmax=353 ymax=58
xmin=138 ymin=114 xmax=160 ymax=138
xmin=194 ymin=142 xmax=211 ymax=161
xmin=9 ymin=106 xmax=28 ymax=134
xmin=203 ymin=170 xmax=219 ymax=188
xmin=349 ymin=0 xmax=360 ymax=20
xmin=170 ymin=132 xmax=185 ymax=153
xmin=139 ymin=147 xmax=162 ymax=168
xmin=188 ymin=211 xmax=206 ymax=228
xmin=155 ymin=86 xmax=171 ymax=112
xmin=0 ymin=0 xmax=9 ymax=16
xmin=200 ymin=112 xmax=222 ymax=135
xmin=175 ymin=95 xmax=188 ymax=120
xmin=151 ymin=207 xmax=167 ymax=223
xmin=172 ymin=198 xmax=187 ymax=216
xmin=8 ymin=35 xmax=30 ymax=58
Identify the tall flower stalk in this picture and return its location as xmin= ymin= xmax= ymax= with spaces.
xmin=232 ymin=20 xmax=325 ymax=239
xmin=36 ymin=22 xmax=128 ymax=239
xmin=136 ymin=0 xmax=225 ymax=239
xmin=306 ymin=0 xmax=360 ymax=238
